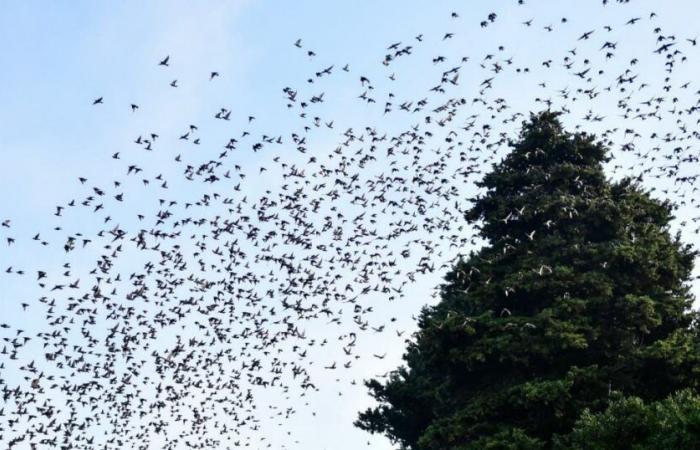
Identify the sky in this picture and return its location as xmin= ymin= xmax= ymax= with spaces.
xmin=2 ymin=1 xmax=700 ymax=449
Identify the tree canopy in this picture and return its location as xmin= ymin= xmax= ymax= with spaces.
xmin=355 ymin=111 xmax=700 ymax=449
xmin=559 ymin=389 xmax=700 ymax=450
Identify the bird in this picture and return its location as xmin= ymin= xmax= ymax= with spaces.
xmin=578 ymin=30 xmax=594 ymax=40
xmin=535 ymin=265 xmax=552 ymax=276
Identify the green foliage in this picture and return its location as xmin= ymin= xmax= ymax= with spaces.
xmin=355 ymin=112 xmax=700 ymax=449
xmin=556 ymin=389 xmax=700 ymax=450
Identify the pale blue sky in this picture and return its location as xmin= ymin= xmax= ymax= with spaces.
xmin=2 ymin=1 xmax=700 ymax=449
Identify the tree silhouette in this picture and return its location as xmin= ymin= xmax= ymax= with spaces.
xmin=356 ymin=111 xmax=700 ymax=449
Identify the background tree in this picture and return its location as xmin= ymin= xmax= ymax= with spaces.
xmin=355 ymin=111 xmax=700 ymax=449
xmin=556 ymin=389 xmax=700 ymax=450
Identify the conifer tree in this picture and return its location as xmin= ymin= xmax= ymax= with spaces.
xmin=356 ymin=111 xmax=700 ymax=449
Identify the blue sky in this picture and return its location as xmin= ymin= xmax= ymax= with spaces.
xmin=2 ymin=1 xmax=700 ymax=449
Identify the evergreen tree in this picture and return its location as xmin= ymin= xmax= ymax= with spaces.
xmin=355 ymin=112 xmax=700 ymax=449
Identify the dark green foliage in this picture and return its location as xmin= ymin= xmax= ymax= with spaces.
xmin=355 ymin=112 xmax=700 ymax=449
xmin=556 ymin=389 xmax=700 ymax=450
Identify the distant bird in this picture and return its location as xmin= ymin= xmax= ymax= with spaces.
xmin=578 ymin=30 xmax=594 ymax=40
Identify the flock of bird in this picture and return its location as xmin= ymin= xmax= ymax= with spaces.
xmin=3 ymin=1 xmax=700 ymax=448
